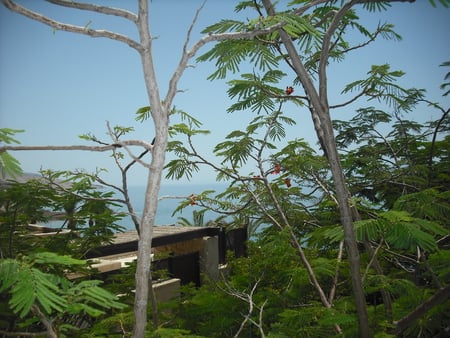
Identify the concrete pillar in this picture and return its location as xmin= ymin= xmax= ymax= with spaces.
xmin=200 ymin=236 xmax=219 ymax=281
xmin=152 ymin=278 xmax=181 ymax=303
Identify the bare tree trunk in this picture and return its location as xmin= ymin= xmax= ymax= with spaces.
xmin=261 ymin=1 xmax=371 ymax=336
xmin=322 ymin=118 xmax=371 ymax=337
xmin=132 ymin=1 xmax=168 ymax=336
xmin=2 ymin=0 xmax=361 ymax=336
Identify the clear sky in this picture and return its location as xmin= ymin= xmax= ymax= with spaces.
xmin=0 ymin=0 xmax=449 ymax=187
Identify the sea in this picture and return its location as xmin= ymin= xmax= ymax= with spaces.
xmin=117 ymin=183 xmax=228 ymax=230
xmin=35 ymin=183 xmax=229 ymax=231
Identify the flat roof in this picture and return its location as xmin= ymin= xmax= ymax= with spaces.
xmin=85 ymin=226 xmax=222 ymax=258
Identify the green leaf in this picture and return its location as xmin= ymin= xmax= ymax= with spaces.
xmin=10 ymin=267 xmax=67 ymax=317
xmin=201 ymin=19 xmax=246 ymax=34
xmin=66 ymin=303 xmax=104 ymax=317
xmin=318 ymin=309 xmax=356 ymax=326
xmin=0 ymin=128 xmax=24 ymax=144
xmin=165 ymin=159 xmax=200 ymax=180
xmin=0 ymin=151 xmax=22 ymax=178
xmin=197 ymin=40 xmax=279 ymax=80
xmin=9 ymin=270 xmax=35 ymax=317
xmin=68 ymin=280 xmax=126 ymax=312
xmin=429 ymin=0 xmax=450 ymax=8
xmin=30 ymin=252 xmax=86 ymax=266
xmin=428 ymin=250 xmax=450 ymax=282
xmin=135 ymin=105 xmax=151 ymax=122
xmin=226 ymin=71 xmax=286 ymax=114
xmin=214 ymin=134 xmax=255 ymax=166
xmin=385 ymin=221 xmax=439 ymax=252
xmin=273 ymin=12 xmax=319 ymax=39
xmin=0 ymin=259 xmax=20 ymax=292
xmin=34 ymin=270 xmax=66 ymax=314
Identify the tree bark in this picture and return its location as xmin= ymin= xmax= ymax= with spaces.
xmin=393 ymin=284 xmax=450 ymax=335
xmin=0 ymin=1 xmax=303 ymax=335
xmin=131 ymin=1 xmax=168 ymax=336
xmin=261 ymin=0 xmax=371 ymax=336
xmin=31 ymin=305 xmax=58 ymax=338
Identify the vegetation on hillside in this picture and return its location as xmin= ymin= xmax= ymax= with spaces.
xmin=0 ymin=0 xmax=449 ymax=337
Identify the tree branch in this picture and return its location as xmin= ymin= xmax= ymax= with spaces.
xmin=31 ymin=305 xmax=58 ymax=338
xmin=356 ymin=0 xmax=414 ymax=3
xmin=0 ymin=140 xmax=153 ymax=153
xmin=0 ymin=0 xmax=142 ymax=52
xmin=318 ymin=0 xmax=357 ymax=107
xmin=46 ymin=0 xmax=138 ymax=22
xmin=106 ymin=123 xmax=153 ymax=169
xmin=0 ymin=144 xmax=119 ymax=152
xmin=164 ymin=17 xmax=286 ymax=112
xmin=42 ymin=171 xmax=127 ymax=205
xmin=393 ymin=284 xmax=450 ymax=335
xmin=0 ymin=330 xmax=48 ymax=337
xmin=328 ymin=240 xmax=344 ymax=304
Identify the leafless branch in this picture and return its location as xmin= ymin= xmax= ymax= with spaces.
xmin=362 ymin=240 xmax=384 ymax=282
xmin=164 ymin=19 xmax=287 ymax=111
xmin=46 ymin=0 xmax=138 ymax=22
xmin=310 ymin=170 xmax=339 ymax=205
xmin=218 ymin=279 xmax=267 ymax=338
xmin=328 ymin=240 xmax=344 ymax=304
xmin=0 ymin=139 xmax=153 ymax=154
xmin=318 ymin=0 xmax=356 ymax=104
xmin=31 ymin=305 xmax=58 ymax=338
xmin=106 ymin=123 xmax=153 ymax=169
xmin=0 ymin=144 xmax=119 ymax=152
xmin=330 ymin=89 xmax=368 ymax=109
xmin=0 ymin=330 xmax=49 ymax=337
xmin=0 ymin=0 xmax=142 ymax=51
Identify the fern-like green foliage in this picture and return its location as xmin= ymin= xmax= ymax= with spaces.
xmin=428 ymin=250 xmax=450 ymax=283
xmin=376 ymin=212 xmax=445 ymax=252
xmin=0 ymin=253 xmax=81 ymax=318
xmin=164 ymin=112 xmax=212 ymax=181
xmin=393 ymin=188 xmax=450 ymax=224
xmin=440 ymin=61 xmax=450 ymax=96
xmin=0 ymin=128 xmax=24 ymax=178
xmin=429 ymin=0 xmax=450 ymax=8
xmin=149 ymin=327 xmax=205 ymax=337
xmin=214 ymin=111 xmax=294 ymax=167
xmin=342 ymin=64 xmax=425 ymax=112
xmin=0 ymin=252 xmax=126 ymax=333
xmin=197 ymin=39 xmax=279 ymax=81
xmin=227 ymin=70 xmax=287 ymax=114
xmin=310 ymin=209 xmax=447 ymax=253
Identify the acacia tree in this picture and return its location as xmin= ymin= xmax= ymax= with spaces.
xmin=167 ymin=0 xmax=448 ymax=336
xmin=2 ymin=0 xmax=447 ymax=336
xmin=0 ymin=1 xmax=292 ymax=335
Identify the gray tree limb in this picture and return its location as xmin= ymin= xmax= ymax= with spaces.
xmin=47 ymin=0 xmax=138 ymax=22
xmin=0 ymin=0 xmax=143 ymax=51
xmin=393 ymin=284 xmax=450 ymax=335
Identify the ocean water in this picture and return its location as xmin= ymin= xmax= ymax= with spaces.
xmin=118 ymin=183 xmax=227 ymax=230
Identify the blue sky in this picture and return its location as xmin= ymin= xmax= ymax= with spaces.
xmin=0 ymin=0 xmax=449 ymax=187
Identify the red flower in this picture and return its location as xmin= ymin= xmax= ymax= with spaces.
xmin=285 ymin=86 xmax=294 ymax=95
xmin=284 ymin=178 xmax=291 ymax=188
xmin=275 ymin=163 xmax=281 ymax=173
xmin=271 ymin=163 xmax=281 ymax=175
xmin=189 ymin=194 xmax=197 ymax=205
